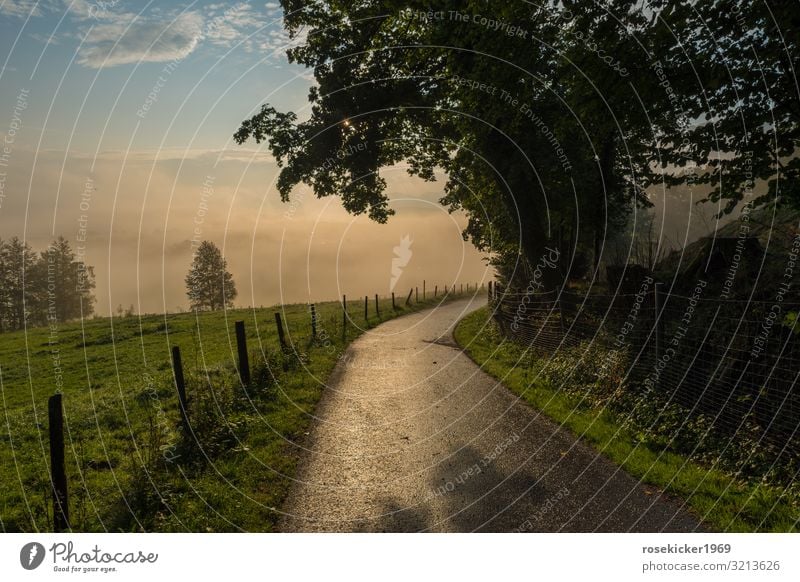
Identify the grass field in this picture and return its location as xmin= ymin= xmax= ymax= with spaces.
xmin=0 ymin=290 xmax=467 ymax=532
xmin=454 ymin=307 xmax=800 ymax=533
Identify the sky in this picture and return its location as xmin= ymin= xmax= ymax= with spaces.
xmin=0 ymin=0 xmax=492 ymax=315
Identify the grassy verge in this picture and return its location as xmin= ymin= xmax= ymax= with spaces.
xmin=454 ymin=307 xmax=799 ymax=532
xmin=0 ymin=291 xmax=466 ymax=532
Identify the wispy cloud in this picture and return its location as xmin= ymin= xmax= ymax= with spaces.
xmin=72 ymin=1 xmax=295 ymax=68
xmin=65 ymin=146 xmax=276 ymax=164
xmin=0 ymin=0 xmax=44 ymax=17
xmin=77 ymin=11 xmax=204 ymax=68
xmin=28 ymin=31 xmax=59 ymax=45
xmin=6 ymin=1 xmax=301 ymax=69
xmin=204 ymin=2 xmax=304 ymax=59
xmin=250 ymin=22 xmax=306 ymax=56
xmin=205 ymin=2 xmax=264 ymax=47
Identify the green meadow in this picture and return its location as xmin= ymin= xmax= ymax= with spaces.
xmin=0 ymin=292 xmax=461 ymax=532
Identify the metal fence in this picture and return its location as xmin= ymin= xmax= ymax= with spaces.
xmin=490 ymin=282 xmax=800 ymax=475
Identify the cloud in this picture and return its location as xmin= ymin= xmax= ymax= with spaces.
xmin=80 ymin=147 xmax=276 ymax=164
xmin=28 ymin=31 xmax=58 ymax=45
xmin=63 ymin=0 xmax=94 ymax=19
xmin=250 ymin=24 xmax=306 ymax=57
xmin=77 ymin=11 xmax=203 ymax=68
xmin=71 ymin=1 xmax=295 ymax=68
xmin=203 ymin=2 xmax=303 ymax=60
xmin=9 ymin=1 xmax=302 ymax=68
xmin=0 ymin=0 xmax=44 ymax=17
xmin=205 ymin=2 xmax=265 ymax=47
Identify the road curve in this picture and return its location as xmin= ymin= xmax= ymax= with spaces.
xmin=280 ymin=297 xmax=703 ymax=532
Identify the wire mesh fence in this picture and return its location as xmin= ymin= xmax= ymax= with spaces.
xmin=490 ymin=282 xmax=800 ymax=480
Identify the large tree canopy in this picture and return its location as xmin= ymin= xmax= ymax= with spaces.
xmin=235 ymin=0 xmax=798 ymax=286
xmin=656 ymin=1 xmax=800 ymax=213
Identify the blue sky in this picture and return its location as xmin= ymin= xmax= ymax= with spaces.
xmin=0 ymin=0 xmax=311 ymax=152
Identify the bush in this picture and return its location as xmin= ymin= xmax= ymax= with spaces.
xmin=179 ymin=367 xmax=247 ymax=462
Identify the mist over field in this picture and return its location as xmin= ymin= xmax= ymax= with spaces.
xmin=0 ymin=148 xmax=489 ymax=314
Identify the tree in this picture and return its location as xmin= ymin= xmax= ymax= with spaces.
xmin=36 ymin=237 xmax=96 ymax=324
xmin=1 ymin=237 xmax=38 ymax=330
xmin=185 ymin=241 xmax=238 ymax=311
xmin=234 ymin=1 xmax=704 ymax=289
xmin=235 ymin=2 xmax=800 ymax=291
xmin=654 ymin=0 xmax=800 ymax=213
xmin=0 ymin=236 xmax=96 ymax=331
xmin=0 ymin=239 xmax=7 ymax=332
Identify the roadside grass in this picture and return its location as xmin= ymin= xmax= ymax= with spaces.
xmin=0 ymin=290 xmax=468 ymax=532
xmin=454 ymin=307 xmax=799 ymax=532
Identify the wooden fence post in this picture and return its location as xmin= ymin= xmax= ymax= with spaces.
xmin=391 ymin=292 xmax=396 ymax=310
xmin=375 ymin=294 xmax=380 ymax=318
xmin=654 ymin=282 xmax=664 ymax=368
xmin=423 ymin=280 xmax=426 ymax=299
xmin=434 ymin=285 xmax=438 ymax=298
xmin=364 ymin=295 xmax=368 ymax=321
xmin=275 ymin=312 xmax=289 ymax=371
xmin=274 ymin=312 xmax=287 ymax=352
xmin=415 ymin=287 xmax=418 ymax=302
xmin=342 ymin=295 xmax=347 ymax=337
xmin=172 ymin=346 xmax=189 ymax=432
xmin=235 ymin=321 xmax=251 ymax=385
xmin=310 ymin=303 xmax=317 ymax=338
xmin=406 ymin=288 xmax=413 ymax=306
xmin=48 ymin=394 xmax=69 ymax=532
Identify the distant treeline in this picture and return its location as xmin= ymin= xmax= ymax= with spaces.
xmin=0 ymin=236 xmax=96 ymax=332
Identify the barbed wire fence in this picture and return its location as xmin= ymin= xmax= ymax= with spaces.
xmin=489 ymin=281 xmax=800 ymax=483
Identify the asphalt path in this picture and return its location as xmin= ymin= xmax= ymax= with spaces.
xmin=281 ymin=297 xmax=703 ymax=532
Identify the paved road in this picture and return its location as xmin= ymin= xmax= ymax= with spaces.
xmin=281 ymin=297 xmax=703 ymax=532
